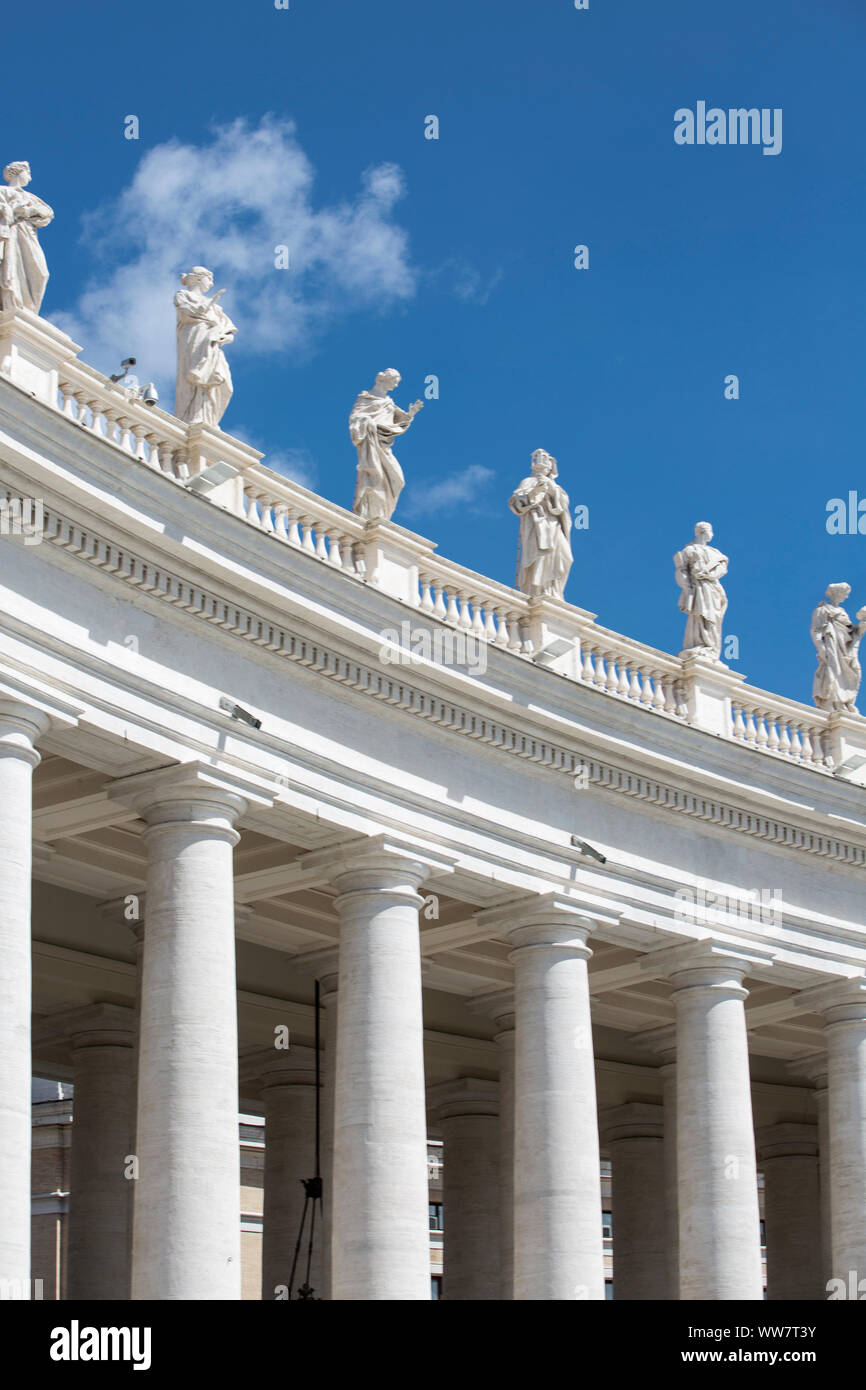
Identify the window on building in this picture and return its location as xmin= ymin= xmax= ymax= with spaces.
xmin=602 ymin=1211 xmax=613 ymax=1244
xmin=605 ymin=1280 xmax=613 ymax=1300
xmin=429 ymin=1202 xmax=444 ymax=1233
xmin=760 ymin=1219 xmax=766 ymax=1249
xmin=431 ymin=1275 xmax=443 ymax=1300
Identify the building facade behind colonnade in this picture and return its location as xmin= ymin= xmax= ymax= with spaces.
xmin=2 ymin=302 xmax=866 ymax=1301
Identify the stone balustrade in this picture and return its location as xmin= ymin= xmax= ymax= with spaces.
xmin=57 ymin=359 xmax=192 ymax=482
xmin=731 ymin=692 xmax=830 ymax=769
xmin=573 ymin=623 xmax=687 ymax=719
xmin=239 ymin=464 xmax=367 ymax=577
xmin=416 ymin=560 xmax=531 ymax=656
xmin=3 ymin=303 xmax=865 ymax=779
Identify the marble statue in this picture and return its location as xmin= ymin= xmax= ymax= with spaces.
xmin=811 ymin=583 xmax=866 ymax=715
xmin=0 ymin=162 xmax=54 ymax=314
xmin=508 ymin=449 xmax=573 ymax=599
xmin=674 ymin=521 xmax=728 ymax=660
xmin=349 ymin=369 xmax=423 ymax=522
xmin=174 ymin=267 xmax=237 ymax=427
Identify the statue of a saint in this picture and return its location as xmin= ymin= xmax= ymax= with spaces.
xmin=508 ymin=449 xmax=573 ymax=599
xmin=674 ymin=521 xmax=728 ymax=660
xmin=349 ymin=369 xmax=423 ymax=522
xmin=174 ymin=267 xmax=237 ymax=427
xmin=811 ymin=583 xmax=866 ymax=715
xmin=0 ymin=161 xmax=54 ymax=314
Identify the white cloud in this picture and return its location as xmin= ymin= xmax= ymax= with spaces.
xmin=403 ymin=463 xmax=496 ymax=516
xmin=260 ymin=449 xmax=319 ymax=492
xmin=229 ymin=422 xmax=319 ymax=491
xmin=52 ymin=116 xmax=416 ymax=393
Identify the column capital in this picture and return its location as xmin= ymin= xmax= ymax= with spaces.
xmin=98 ymin=894 xmax=145 ymax=938
xmin=35 ymin=1002 xmax=135 ymax=1051
xmin=792 ymin=976 xmax=866 ymax=1024
xmin=428 ymin=1076 xmax=499 ymax=1121
xmin=787 ymin=1052 xmax=828 ymax=1089
xmin=244 ymin=1044 xmax=318 ymax=1091
xmin=478 ymin=892 xmax=597 ymax=953
xmin=632 ymin=1023 xmax=677 ymax=1067
xmin=108 ymin=760 xmax=273 ymax=837
xmin=755 ymin=1121 xmax=819 ymax=1162
xmin=599 ymin=1101 xmax=664 ymax=1146
xmin=292 ymin=946 xmax=340 ymax=995
xmin=0 ymin=696 xmax=52 ymax=766
xmin=300 ymin=833 xmax=456 ymax=894
xmin=641 ymin=940 xmax=774 ymax=992
xmin=468 ymin=988 xmax=515 ymax=1032
xmin=0 ymin=679 xmax=80 ymax=747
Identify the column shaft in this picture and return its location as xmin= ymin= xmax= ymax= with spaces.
xmin=112 ymin=769 xmax=251 ymax=1301
xmin=66 ymin=1008 xmax=135 ymax=1299
xmin=496 ymin=1020 xmax=515 ymax=1299
xmin=757 ymin=1125 xmax=821 ymax=1300
xmin=331 ymin=850 xmax=431 ymax=1300
xmin=603 ymin=1104 xmax=665 ymax=1299
xmin=262 ymin=1066 xmax=320 ymax=1298
xmin=430 ymin=1079 xmax=500 ymax=1300
xmin=824 ymin=1000 xmax=866 ymax=1281
xmin=671 ymin=951 xmax=763 ymax=1300
xmin=0 ymin=703 xmax=46 ymax=1291
xmin=508 ymin=908 xmax=604 ymax=1300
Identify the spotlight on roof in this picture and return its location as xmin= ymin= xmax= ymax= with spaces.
xmin=570 ymin=835 xmax=607 ymax=864
xmin=219 ymin=697 xmax=262 ymax=730
xmin=533 ymin=636 xmax=575 ymax=666
xmin=836 ymin=753 xmax=866 ymax=779
xmin=187 ymin=461 xmax=239 ymax=495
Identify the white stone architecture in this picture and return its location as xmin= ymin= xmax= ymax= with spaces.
xmin=674 ymin=520 xmax=728 ymax=661
xmin=2 ymin=301 xmax=866 ymax=1301
xmin=811 ymin=582 xmax=866 ymax=715
xmin=349 ymin=368 xmax=422 ymax=522
xmin=174 ymin=268 xmax=237 ymax=427
xmin=509 ymin=448 xmax=573 ymax=599
xmin=0 ymin=162 xmax=53 ymax=315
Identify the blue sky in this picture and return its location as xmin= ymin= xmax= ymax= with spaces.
xmin=5 ymin=0 xmax=866 ymax=705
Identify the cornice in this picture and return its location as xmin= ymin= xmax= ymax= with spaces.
xmin=4 ymin=493 xmax=866 ymax=873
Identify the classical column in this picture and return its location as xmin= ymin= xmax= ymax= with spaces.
xmin=659 ymin=944 xmax=768 ymax=1300
xmin=471 ymin=990 xmax=515 ymax=1299
xmin=308 ymin=836 xmax=451 ymax=1301
xmin=260 ymin=1050 xmax=321 ymax=1299
xmin=480 ymin=895 xmax=605 ymax=1301
xmin=792 ymin=1054 xmax=832 ymax=1293
xmin=601 ymin=1102 xmax=666 ymax=1300
xmin=0 ymin=698 xmax=49 ymax=1290
xmin=635 ymin=1025 xmax=678 ymax=1299
xmin=428 ymin=1078 xmax=500 ymax=1300
xmin=802 ymin=982 xmax=866 ymax=1285
xmin=109 ymin=763 xmax=267 ymax=1301
xmin=61 ymin=1005 xmax=135 ymax=1300
xmin=756 ymin=1123 xmax=822 ymax=1300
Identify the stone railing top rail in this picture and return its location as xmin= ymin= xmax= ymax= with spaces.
xmin=2 ymin=307 xmax=865 ymax=779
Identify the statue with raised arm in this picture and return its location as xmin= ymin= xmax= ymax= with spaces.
xmin=349 ymin=368 xmax=423 ymax=522
xmin=508 ymin=448 xmax=573 ymax=599
xmin=174 ymin=267 xmax=237 ymax=427
xmin=674 ymin=521 xmax=729 ymax=660
xmin=0 ymin=161 xmax=54 ymax=314
xmin=811 ymin=583 xmax=866 ymax=715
